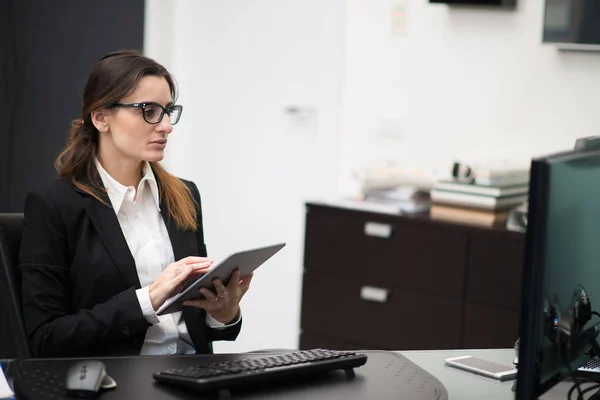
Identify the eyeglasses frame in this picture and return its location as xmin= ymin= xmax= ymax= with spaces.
xmin=110 ymin=102 xmax=184 ymax=125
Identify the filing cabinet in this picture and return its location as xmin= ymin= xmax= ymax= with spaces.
xmin=300 ymin=202 xmax=525 ymax=350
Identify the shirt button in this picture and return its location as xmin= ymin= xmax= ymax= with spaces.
xmin=122 ymin=327 xmax=130 ymax=335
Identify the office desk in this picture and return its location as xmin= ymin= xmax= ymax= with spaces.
xmin=4 ymin=349 xmax=599 ymax=399
xmin=8 ymin=351 xmax=447 ymax=400
xmin=403 ymin=348 xmax=599 ymax=400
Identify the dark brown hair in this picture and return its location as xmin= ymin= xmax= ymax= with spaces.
xmin=55 ymin=50 xmax=197 ymax=231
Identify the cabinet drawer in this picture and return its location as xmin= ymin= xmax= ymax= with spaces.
xmin=462 ymin=303 xmax=520 ymax=349
xmin=304 ymin=206 xmax=468 ymax=298
xmin=300 ymin=273 xmax=462 ymax=350
xmin=466 ymin=234 xmax=525 ymax=308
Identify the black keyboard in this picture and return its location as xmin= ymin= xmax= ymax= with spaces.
xmin=153 ymin=349 xmax=368 ymax=392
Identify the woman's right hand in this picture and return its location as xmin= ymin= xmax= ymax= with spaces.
xmin=149 ymin=256 xmax=214 ymax=311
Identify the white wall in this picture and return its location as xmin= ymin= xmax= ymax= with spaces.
xmin=145 ymin=0 xmax=346 ymax=352
xmin=145 ymin=0 xmax=600 ymax=352
xmin=340 ymin=0 xmax=600 ymax=195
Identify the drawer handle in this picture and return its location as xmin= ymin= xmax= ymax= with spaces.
xmin=364 ymin=222 xmax=392 ymax=238
xmin=360 ymin=286 xmax=390 ymax=303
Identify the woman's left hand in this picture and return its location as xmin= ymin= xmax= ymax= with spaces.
xmin=183 ymin=269 xmax=253 ymax=324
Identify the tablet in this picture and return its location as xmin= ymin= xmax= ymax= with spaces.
xmin=157 ymin=242 xmax=286 ymax=316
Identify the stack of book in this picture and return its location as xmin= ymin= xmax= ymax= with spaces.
xmin=342 ymin=167 xmax=436 ymax=214
xmin=429 ymin=173 xmax=529 ymax=227
xmin=363 ymin=186 xmax=431 ymax=214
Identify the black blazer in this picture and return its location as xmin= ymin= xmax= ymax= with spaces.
xmin=19 ymin=177 xmax=241 ymax=358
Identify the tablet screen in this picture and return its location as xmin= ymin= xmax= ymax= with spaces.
xmin=157 ymin=242 xmax=286 ymax=315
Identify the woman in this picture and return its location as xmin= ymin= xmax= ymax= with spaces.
xmin=19 ymin=50 xmax=252 ymax=357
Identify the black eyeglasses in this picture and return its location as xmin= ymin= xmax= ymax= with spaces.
xmin=110 ymin=102 xmax=183 ymax=125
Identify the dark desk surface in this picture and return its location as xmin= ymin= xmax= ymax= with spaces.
xmin=8 ymin=351 xmax=447 ymax=400
xmin=7 ymin=348 xmax=599 ymax=400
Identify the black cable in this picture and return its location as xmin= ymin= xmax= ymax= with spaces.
xmin=578 ymin=383 xmax=600 ymax=399
xmin=565 ymin=284 xmax=600 ymax=399
xmin=567 ymin=378 xmax=600 ymax=400
xmin=568 ymin=382 xmax=579 ymax=400
xmin=564 ymin=346 xmax=584 ymax=400
xmin=567 ymin=375 xmax=584 ymax=400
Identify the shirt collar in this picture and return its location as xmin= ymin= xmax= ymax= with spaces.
xmin=95 ymin=159 xmax=161 ymax=214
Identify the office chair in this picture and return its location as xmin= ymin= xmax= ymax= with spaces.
xmin=0 ymin=213 xmax=30 ymax=358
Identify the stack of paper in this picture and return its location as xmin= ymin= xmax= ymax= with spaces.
xmin=354 ymin=167 xmax=437 ymax=192
xmin=363 ymin=187 xmax=431 ymax=214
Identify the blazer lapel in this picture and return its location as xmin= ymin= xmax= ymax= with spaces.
xmin=82 ymin=189 xmax=141 ymax=289
xmin=161 ymin=207 xmax=198 ymax=261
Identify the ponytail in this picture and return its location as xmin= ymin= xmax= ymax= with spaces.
xmin=152 ymin=163 xmax=198 ymax=231
xmin=55 ymin=117 xmax=107 ymax=205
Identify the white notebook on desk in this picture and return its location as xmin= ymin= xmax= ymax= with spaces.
xmin=0 ymin=366 xmax=14 ymax=399
xmin=578 ymin=356 xmax=600 ymax=374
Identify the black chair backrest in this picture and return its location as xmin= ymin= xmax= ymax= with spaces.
xmin=0 ymin=213 xmax=30 ymax=358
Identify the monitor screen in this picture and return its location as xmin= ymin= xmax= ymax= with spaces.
xmin=543 ymin=0 xmax=600 ymax=48
xmin=516 ymin=147 xmax=600 ymax=399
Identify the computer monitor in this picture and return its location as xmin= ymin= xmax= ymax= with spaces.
xmin=516 ymin=145 xmax=600 ymax=399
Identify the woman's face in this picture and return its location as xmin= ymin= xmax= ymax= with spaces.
xmin=100 ymin=75 xmax=174 ymax=163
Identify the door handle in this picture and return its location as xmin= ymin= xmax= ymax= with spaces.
xmin=364 ymin=222 xmax=392 ymax=238
xmin=360 ymin=286 xmax=390 ymax=303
